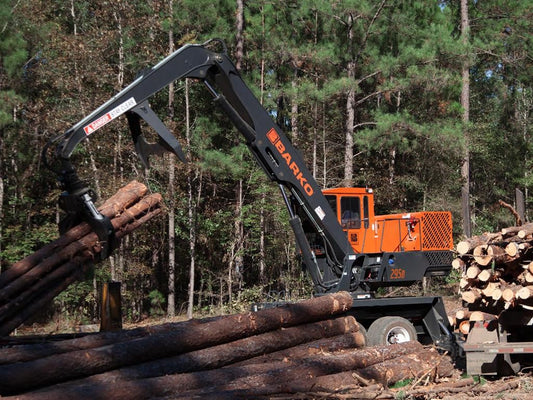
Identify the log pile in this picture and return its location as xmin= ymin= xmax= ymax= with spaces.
xmin=451 ymin=222 xmax=533 ymax=333
xmin=0 ymin=292 xmax=454 ymax=399
xmin=0 ymin=181 xmax=163 ymax=337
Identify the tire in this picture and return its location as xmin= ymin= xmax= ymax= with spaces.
xmin=367 ymin=316 xmax=417 ymax=346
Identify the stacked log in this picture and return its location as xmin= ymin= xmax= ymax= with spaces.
xmin=0 ymin=292 xmax=453 ymax=399
xmin=452 ymin=222 xmax=533 ymax=332
xmin=0 ymin=181 xmax=163 ymax=337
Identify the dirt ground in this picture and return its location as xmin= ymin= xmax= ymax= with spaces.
xmin=385 ymin=373 xmax=533 ymax=400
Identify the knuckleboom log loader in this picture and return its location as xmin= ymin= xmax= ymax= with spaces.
xmin=44 ymin=40 xmax=458 ymax=358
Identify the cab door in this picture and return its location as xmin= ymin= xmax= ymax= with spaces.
xmin=340 ymin=196 xmax=362 ymax=252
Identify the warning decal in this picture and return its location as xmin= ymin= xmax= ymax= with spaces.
xmin=83 ymin=97 xmax=137 ymax=135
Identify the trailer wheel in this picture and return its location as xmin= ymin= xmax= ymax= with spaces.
xmin=367 ymin=316 xmax=417 ymax=346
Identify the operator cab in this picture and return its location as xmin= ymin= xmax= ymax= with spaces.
xmin=323 ymin=187 xmax=374 ymax=254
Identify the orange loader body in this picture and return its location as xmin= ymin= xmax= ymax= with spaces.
xmin=322 ymin=187 xmax=453 ymax=255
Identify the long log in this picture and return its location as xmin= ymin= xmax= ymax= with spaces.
xmin=0 ymin=187 xmax=159 ymax=306
xmin=502 ymin=285 xmax=520 ymax=302
xmin=452 ymin=258 xmax=466 ymax=271
xmin=65 ymin=316 xmax=361 ymax=385
xmin=0 ymin=292 xmax=353 ymax=394
xmin=0 ymin=252 xmax=97 ymax=328
xmin=516 ymin=285 xmax=533 ymax=300
xmin=5 ymin=341 xmax=423 ymax=400
xmin=466 ymin=265 xmax=481 ymax=279
xmin=0 ymin=181 xmax=148 ymax=288
xmin=0 ymin=199 xmax=163 ymax=337
xmin=163 ymin=382 xmax=385 ymax=400
xmin=1 ymin=191 xmax=162 ymax=302
xmin=357 ymin=348 xmax=454 ymax=385
xmin=505 ymin=242 xmax=521 ymax=257
xmin=455 ymin=309 xmax=471 ymax=320
xmin=231 ymin=331 xmax=365 ymax=367
xmin=518 ymin=225 xmax=533 ymax=239
xmin=469 ymin=311 xmax=497 ymax=322
xmin=171 ymin=349 xmax=454 ymax=399
xmin=461 ymin=288 xmax=481 ymax=304
xmin=477 ymin=268 xmax=502 ymax=283
xmin=456 ymin=233 xmax=501 ymax=255
xmin=0 ymin=253 xmax=93 ymax=337
xmin=473 ymin=244 xmax=507 ymax=267
xmin=0 ymin=317 xmax=227 ymax=364
xmin=459 ymin=320 xmax=470 ymax=335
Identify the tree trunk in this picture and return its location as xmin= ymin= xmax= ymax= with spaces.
xmin=234 ymin=0 xmax=244 ymax=71
xmin=0 ymin=176 xmax=3 ymax=274
xmin=166 ymin=11 xmax=176 ymax=318
xmin=258 ymin=8 xmax=266 ymax=283
xmin=344 ymin=15 xmax=355 ymax=187
xmin=291 ymin=72 xmax=299 ymax=145
xmin=460 ymin=0 xmax=472 ymax=238
xmin=185 ymin=78 xmax=197 ymax=319
xmin=230 ymin=0 xmax=245 ymax=304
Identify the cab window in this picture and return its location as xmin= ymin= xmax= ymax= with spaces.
xmin=340 ymin=197 xmax=361 ymax=229
xmin=325 ymin=195 xmax=337 ymax=217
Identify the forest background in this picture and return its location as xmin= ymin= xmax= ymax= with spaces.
xmin=0 ymin=0 xmax=532 ymax=327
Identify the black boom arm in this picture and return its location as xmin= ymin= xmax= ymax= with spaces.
xmin=46 ymin=39 xmax=357 ymax=293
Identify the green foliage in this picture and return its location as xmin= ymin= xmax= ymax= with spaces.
xmin=148 ymin=290 xmax=166 ymax=317
xmin=0 ymin=2 xmax=28 ymax=129
xmin=54 ymin=272 xmax=96 ymax=325
xmin=394 ymin=391 xmax=407 ymax=400
xmin=1 ymin=223 xmax=57 ymax=264
xmin=0 ymin=33 xmax=27 ymax=78
xmin=0 ymin=90 xmax=23 ymax=128
xmin=0 ymin=0 xmax=531 ymax=325
xmin=445 ymin=268 xmax=462 ymax=286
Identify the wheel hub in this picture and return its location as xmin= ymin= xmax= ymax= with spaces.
xmin=386 ymin=327 xmax=412 ymax=344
